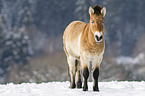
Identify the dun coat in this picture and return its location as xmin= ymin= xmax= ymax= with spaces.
xmin=63 ymin=5 xmax=106 ymax=91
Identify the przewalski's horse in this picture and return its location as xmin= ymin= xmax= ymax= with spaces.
xmin=63 ymin=5 xmax=106 ymax=91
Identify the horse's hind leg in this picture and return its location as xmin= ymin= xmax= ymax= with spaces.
xmin=76 ymin=59 xmax=82 ymax=88
xmin=67 ymin=56 xmax=76 ymax=88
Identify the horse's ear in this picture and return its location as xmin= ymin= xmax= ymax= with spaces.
xmin=89 ymin=6 xmax=94 ymax=15
xmin=101 ymin=7 xmax=106 ymax=17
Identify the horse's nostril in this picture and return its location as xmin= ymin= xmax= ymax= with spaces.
xmin=100 ymin=35 xmax=103 ymax=40
xmin=95 ymin=35 xmax=98 ymax=41
xmin=95 ymin=35 xmax=103 ymax=42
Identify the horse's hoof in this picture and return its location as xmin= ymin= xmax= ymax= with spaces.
xmin=83 ymin=88 xmax=88 ymax=91
xmin=69 ymin=83 xmax=76 ymax=89
xmin=93 ymin=87 xmax=99 ymax=92
xmin=83 ymin=86 xmax=88 ymax=91
xmin=77 ymin=85 xmax=82 ymax=89
xmin=77 ymin=82 xmax=82 ymax=88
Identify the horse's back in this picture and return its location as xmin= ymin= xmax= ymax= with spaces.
xmin=63 ymin=21 xmax=87 ymax=58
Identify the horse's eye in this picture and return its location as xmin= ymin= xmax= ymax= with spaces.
xmin=91 ymin=21 xmax=94 ymax=24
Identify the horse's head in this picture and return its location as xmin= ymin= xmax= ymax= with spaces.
xmin=89 ymin=5 xmax=106 ymax=43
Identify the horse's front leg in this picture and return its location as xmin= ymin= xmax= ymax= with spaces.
xmin=92 ymin=56 xmax=103 ymax=91
xmin=93 ymin=67 xmax=99 ymax=91
xmin=83 ymin=67 xmax=89 ymax=91
xmin=81 ymin=57 xmax=89 ymax=91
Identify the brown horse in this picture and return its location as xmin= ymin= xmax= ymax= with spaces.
xmin=63 ymin=5 xmax=106 ymax=91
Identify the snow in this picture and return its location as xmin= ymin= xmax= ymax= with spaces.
xmin=116 ymin=53 xmax=145 ymax=65
xmin=0 ymin=81 xmax=145 ymax=96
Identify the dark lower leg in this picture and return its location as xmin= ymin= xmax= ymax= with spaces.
xmin=76 ymin=60 xmax=82 ymax=88
xmin=83 ymin=67 xmax=89 ymax=91
xmin=70 ymin=75 xmax=76 ymax=88
xmin=93 ymin=67 xmax=99 ymax=91
xmin=76 ymin=70 xmax=82 ymax=88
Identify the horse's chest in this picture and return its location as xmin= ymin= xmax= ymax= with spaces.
xmin=80 ymin=36 xmax=105 ymax=55
xmin=84 ymin=52 xmax=102 ymax=61
xmin=81 ymin=52 xmax=103 ymax=67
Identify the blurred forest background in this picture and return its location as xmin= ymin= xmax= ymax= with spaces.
xmin=0 ymin=0 xmax=145 ymax=83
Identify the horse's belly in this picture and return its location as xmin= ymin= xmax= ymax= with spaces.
xmin=66 ymin=39 xmax=80 ymax=58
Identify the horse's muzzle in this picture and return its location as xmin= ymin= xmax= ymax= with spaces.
xmin=95 ymin=35 xmax=103 ymax=43
xmin=95 ymin=31 xmax=103 ymax=43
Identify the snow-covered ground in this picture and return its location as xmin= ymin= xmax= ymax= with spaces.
xmin=0 ymin=81 xmax=145 ymax=96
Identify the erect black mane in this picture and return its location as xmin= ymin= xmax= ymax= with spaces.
xmin=93 ymin=5 xmax=102 ymax=15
